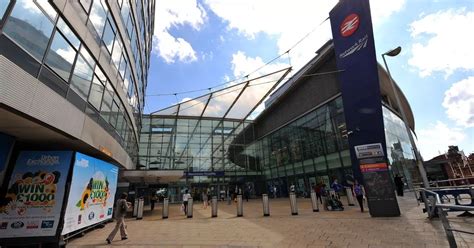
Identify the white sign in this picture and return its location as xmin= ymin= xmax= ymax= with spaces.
xmin=354 ymin=143 xmax=384 ymax=159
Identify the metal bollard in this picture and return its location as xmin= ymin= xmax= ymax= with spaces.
xmin=345 ymin=187 xmax=355 ymax=206
xmin=310 ymin=191 xmax=319 ymax=212
xmin=136 ymin=198 xmax=144 ymax=220
xmin=187 ymin=198 xmax=193 ymax=218
xmin=237 ymin=195 xmax=243 ymax=217
xmin=262 ymin=194 xmax=270 ymax=216
xmin=211 ymin=196 xmax=218 ymax=217
xmin=132 ymin=198 xmax=139 ymax=217
xmin=162 ymin=198 xmax=169 ymax=219
xmin=289 ymin=192 xmax=298 ymax=215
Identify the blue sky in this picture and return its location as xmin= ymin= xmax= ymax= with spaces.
xmin=145 ymin=0 xmax=474 ymax=160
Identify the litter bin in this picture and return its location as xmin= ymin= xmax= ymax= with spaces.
xmin=345 ymin=187 xmax=355 ymax=206
xmin=133 ymin=198 xmax=139 ymax=217
xmin=186 ymin=198 xmax=193 ymax=218
xmin=136 ymin=198 xmax=144 ymax=220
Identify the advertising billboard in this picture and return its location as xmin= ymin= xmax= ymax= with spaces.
xmin=0 ymin=151 xmax=73 ymax=238
xmin=61 ymin=152 xmax=118 ymax=235
xmin=329 ymin=0 xmax=400 ymax=216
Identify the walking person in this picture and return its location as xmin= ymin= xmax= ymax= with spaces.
xmin=106 ymin=193 xmax=131 ymax=244
xmin=352 ymin=180 xmax=366 ymax=212
xmin=150 ymin=193 xmax=158 ymax=211
xmin=202 ymin=188 xmax=209 ymax=209
xmin=244 ymin=186 xmax=250 ymax=202
xmin=182 ymin=189 xmax=192 ymax=215
xmin=314 ymin=182 xmax=323 ymax=204
xmin=273 ymin=185 xmax=277 ymax=198
xmin=394 ymin=174 xmax=404 ymax=196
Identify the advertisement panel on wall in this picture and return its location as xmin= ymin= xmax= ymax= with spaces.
xmin=329 ymin=0 xmax=400 ymax=216
xmin=0 ymin=133 xmax=15 ymax=185
xmin=0 ymin=151 xmax=73 ymax=238
xmin=61 ymin=152 xmax=118 ymax=235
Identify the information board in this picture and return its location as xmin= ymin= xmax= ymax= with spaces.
xmin=0 ymin=151 xmax=73 ymax=238
xmin=61 ymin=152 xmax=118 ymax=235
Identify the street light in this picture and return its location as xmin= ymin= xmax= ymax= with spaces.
xmin=382 ymin=46 xmax=430 ymax=188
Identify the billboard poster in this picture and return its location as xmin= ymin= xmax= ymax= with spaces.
xmin=0 ymin=133 xmax=15 ymax=185
xmin=329 ymin=0 xmax=400 ymax=216
xmin=0 ymin=151 xmax=73 ymax=238
xmin=61 ymin=152 xmax=118 ymax=235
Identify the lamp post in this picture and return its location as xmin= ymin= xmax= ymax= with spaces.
xmin=382 ymin=46 xmax=430 ymax=188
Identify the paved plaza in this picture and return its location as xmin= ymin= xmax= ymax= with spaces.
xmin=67 ymin=195 xmax=473 ymax=248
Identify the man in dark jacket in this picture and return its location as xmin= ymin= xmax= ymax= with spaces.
xmin=107 ymin=193 xmax=131 ymax=244
xmin=394 ymin=174 xmax=404 ymax=196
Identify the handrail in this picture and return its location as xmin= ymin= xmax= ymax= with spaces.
xmin=420 ymin=188 xmax=474 ymax=248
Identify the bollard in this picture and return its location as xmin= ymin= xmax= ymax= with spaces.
xmin=132 ymin=198 xmax=139 ymax=217
xmin=136 ymin=198 xmax=144 ymax=220
xmin=237 ymin=195 xmax=243 ymax=217
xmin=162 ymin=198 xmax=169 ymax=219
xmin=310 ymin=191 xmax=319 ymax=212
xmin=187 ymin=198 xmax=193 ymax=218
xmin=345 ymin=187 xmax=355 ymax=206
xmin=211 ymin=196 xmax=218 ymax=217
xmin=262 ymin=194 xmax=270 ymax=216
xmin=289 ymin=192 xmax=298 ymax=215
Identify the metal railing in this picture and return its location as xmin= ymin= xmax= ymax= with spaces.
xmin=420 ymin=188 xmax=474 ymax=248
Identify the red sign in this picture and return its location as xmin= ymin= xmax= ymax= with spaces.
xmin=340 ymin=13 xmax=359 ymax=37
xmin=360 ymin=163 xmax=388 ymax=173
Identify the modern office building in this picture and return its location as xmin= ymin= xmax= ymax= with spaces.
xmin=0 ymin=0 xmax=155 ymax=182
xmin=132 ymin=41 xmax=422 ymax=202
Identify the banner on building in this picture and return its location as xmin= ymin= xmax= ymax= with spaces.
xmin=0 ymin=151 xmax=73 ymax=238
xmin=329 ymin=0 xmax=400 ymax=216
xmin=61 ymin=152 xmax=118 ymax=235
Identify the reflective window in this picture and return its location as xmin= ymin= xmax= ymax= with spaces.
xmin=45 ymin=31 xmax=77 ymax=81
xmin=110 ymin=101 xmax=119 ymax=127
xmin=118 ymin=54 xmax=127 ymax=78
xmin=101 ymin=89 xmax=113 ymax=121
xmin=111 ymin=38 xmax=122 ymax=68
xmin=89 ymin=74 xmax=105 ymax=110
xmin=102 ymin=18 xmax=116 ymax=53
xmin=36 ymin=0 xmax=57 ymax=21
xmin=57 ymin=18 xmax=80 ymax=49
xmin=1 ymin=0 xmax=10 ymax=21
xmin=89 ymin=0 xmax=107 ymax=36
xmin=70 ymin=55 xmax=94 ymax=99
xmin=79 ymin=46 xmax=95 ymax=68
xmin=3 ymin=0 xmax=54 ymax=61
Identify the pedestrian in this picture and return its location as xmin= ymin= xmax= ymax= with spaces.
xmin=150 ymin=193 xmax=158 ymax=211
xmin=352 ymin=180 xmax=366 ymax=212
xmin=314 ymin=182 xmax=323 ymax=204
xmin=290 ymin=183 xmax=296 ymax=193
xmin=182 ymin=189 xmax=192 ymax=215
xmin=273 ymin=185 xmax=277 ymax=198
xmin=106 ymin=192 xmax=131 ymax=244
xmin=202 ymin=188 xmax=208 ymax=209
xmin=244 ymin=186 xmax=250 ymax=202
xmin=331 ymin=179 xmax=343 ymax=199
xmin=394 ymin=174 xmax=404 ymax=196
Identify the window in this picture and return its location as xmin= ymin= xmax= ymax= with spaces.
xmin=57 ymin=18 xmax=80 ymax=49
xmin=111 ymin=38 xmax=122 ymax=69
xmin=45 ymin=31 xmax=77 ymax=81
xmin=102 ymin=18 xmax=115 ymax=53
xmin=0 ymin=0 xmax=10 ymax=22
xmin=118 ymin=54 xmax=127 ymax=78
xmin=89 ymin=0 xmax=107 ymax=37
xmin=101 ymin=89 xmax=113 ymax=122
xmin=70 ymin=55 xmax=94 ymax=99
xmin=110 ymin=101 xmax=119 ymax=127
xmin=2 ymin=0 xmax=54 ymax=61
xmin=89 ymin=74 xmax=105 ymax=110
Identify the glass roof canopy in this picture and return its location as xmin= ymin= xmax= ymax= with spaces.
xmin=151 ymin=67 xmax=292 ymax=120
xmin=139 ymin=68 xmax=291 ymax=172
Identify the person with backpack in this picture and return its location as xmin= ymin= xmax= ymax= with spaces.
xmin=331 ymin=179 xmax=343 ymax=199
xmin=352 ymin=180 xmax=366 ymax=212
xmin=107 ymin=192 xmax=132 ymax=244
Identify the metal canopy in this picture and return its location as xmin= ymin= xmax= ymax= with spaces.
xmin=140 ymin=67 xmax=292 ymax=172
xmin=151 ymin=67 xmax=292 ymax=120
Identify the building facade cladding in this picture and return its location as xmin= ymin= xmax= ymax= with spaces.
xmin=0 ymin=0 xmax=155 ymax=167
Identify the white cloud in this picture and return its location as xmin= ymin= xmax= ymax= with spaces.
xmin=76 ymin=158 xmax=89 ymax=168
xmin=418 ymin=121 xmax=466 ymax=160
xmin=442 ymin=76 xmax=474 ymax=127
xmin=408 ymin=8 xmax=474 ymax=77
xmin=153 ymin=0 xmax=207 ymax=63
xmin=204 ymin=0 xmax=405 ymax=73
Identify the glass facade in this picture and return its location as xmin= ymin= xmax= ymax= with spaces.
xmin=0 ymin=0 xmax=155 ymax=164
xmin=140 ymin=96 xmax=420 ymax=197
